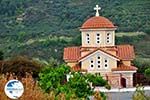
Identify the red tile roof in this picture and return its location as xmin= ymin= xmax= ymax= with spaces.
xmin=63 ymin=47 xmax=80 ymax=62
xmin=81 ymin=16 xmax=116 ymax=29
xmin=112 ymin=64 xmax=137 ymax=71
xmin=116 ymin=45 xmax=135 ymax=60
xmin=63 ymin=45 xmax=135 ymax=62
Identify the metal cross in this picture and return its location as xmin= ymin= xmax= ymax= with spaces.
xmin=94 ymin=5 xmax=101 ymax=16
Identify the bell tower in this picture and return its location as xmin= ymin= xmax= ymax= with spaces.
xmin=80 ymin=5 xmax=117 ymax=47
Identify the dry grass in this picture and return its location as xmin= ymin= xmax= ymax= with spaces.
xmin=0 ymin=73 xmax=56 ymax=100
xmin=0 ymin=73 xmax=105 ymax=100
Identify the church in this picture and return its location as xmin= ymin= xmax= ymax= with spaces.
xmin=63 ymin=5 xmax=137 ymax=88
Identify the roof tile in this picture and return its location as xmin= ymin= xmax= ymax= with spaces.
xmin=63 ymin=45 xmax=135 ymax=62
xmin=112 ymin=64 xmax=137 ymax=71
xmin=63 ymin=47 xmax=80 ymax=62
xmin=81 ymin=16 xmax=116 ymax=29
xmin=116 ymin=45 xmax=135 ymax=60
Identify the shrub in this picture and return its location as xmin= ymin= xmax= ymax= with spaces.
xmin=39 ymin=65 xmax=108 ymax=99
xmin=145 ymin=68 xmax=150 ymax=78
xmin=144 ymin=68 xmax=150 ymax=82
xmin=38 ymin=64 xmax=70 ymax=92
xmin=132 ymin=85 xmax=150 ymax=100
xmin=94 ymin=91 xmax=102 ymax=100
xmin=133 ymin=58 xmax=150 ymax=73
xmin=105 ymin=84 xmax=111 ymax=90
xmin=85 ymin=74 xmax=108 ymax=87
xmin=0 ymin=56 xmax=42 ymax=77
xmin=68 ymin=72 xmax=93 ymax=98
xmin=93 ymin=91 xmax=107 ymax=100
xmin=0 ymin=73 xmax=56 ymax=100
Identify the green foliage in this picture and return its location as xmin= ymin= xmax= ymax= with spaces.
xmin=145 ymin=29 xmax=150 ymax=35
xmin=93 ymin=91 xmax=107 ymax=100
xmin=100 ymin=92 xmax=107 ymax=100
xmin=85 ymin=74 xmax=107 ymax=87
xmin=85 ymin=74 xmax=110 ymax=90
xmin=133 ymin=58 xmax=150 ymax=73
xmin=144 ymin=68 xmax=150 ymax=79
xmin=104 ymin=84 xmax=111 ymax=90
xmin=46 ymin=57 xmax=60 ymax=67
xmin=1 ymin=0 xmax=150 ymax=34
xmin=39 ymin=66 xmax=92 ymax=98
xmin=39 ymin=65 xmax=108 ymax=99
xmin=0 ymin=0 xmax=150 ymax=61
xmin=71 ymin=34 xmax=81 ymax=46
xmin=132 ymin=85 xmax=150 ymax=100
xmin=0 ymin=51 xmax=4 ymax=60
xmin=39 ymin=64 xmax=70 ymax=92
xmin=67 ymin=73 xmax=108 ymax=98
xmin=68 ymin=72 xmax=93 ymax=98
xmin=116 ymin=35 xmax=145 ymax=44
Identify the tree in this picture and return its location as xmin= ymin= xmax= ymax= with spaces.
xmin=39 ymin=64 xmax=70 ymax=92
xmin=85 ymin=74 xmax=108 ymax=87
xmin=0 ymin=51 xmax=4 ymax=60
xmin=144 ymin=68 xmax=150 ymax=82
xmin=39 ymin=65 xmax=108 ymax=99
xmin=68 ymin=72 xmax=93 ymax=98
xmin=0 ymin=56 xmax=42 ymax=77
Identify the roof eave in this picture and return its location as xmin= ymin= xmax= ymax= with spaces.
xmin=64 ymin=59 xmax=78 ymax=62
xmin=79 ymin=49 xmax=120 ymax=62
xmin=121 ymin=58 xmax=135 ymax=61
xmin=112 ymin=70 xmax=137 ymax=73
xmin=79 ymin=27 xmax=117 ymax=31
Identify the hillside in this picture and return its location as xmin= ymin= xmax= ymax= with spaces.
xmin=0 ymin=0 xmax=150 ymax=62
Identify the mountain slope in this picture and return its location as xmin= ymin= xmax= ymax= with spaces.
xmin=0 ymin=0 xmax=150 ymax=61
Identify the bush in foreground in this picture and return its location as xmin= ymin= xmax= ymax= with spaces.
xmin=39 ymin=64 xmax=108 ymax=99
xmin=0 ymin=73 xmax=56 ymax=100
xmin=132 ymin=85 xmax=150 ymax=100
xmin=0 ymin=56 xmax=42 ymax=77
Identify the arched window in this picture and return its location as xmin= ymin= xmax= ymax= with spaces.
xmin=106 ymin=33 xmax=111 ymax=43
xmin=90 ymin=59 xmax=94 ymax=69
xmin=97 ymin=55 xmax=101 ymax=69
xmin=96 ymin=33 xmax=101 ymax=44
xmin=86 ymin=33 xmax=90 ymax=44
xmin=104 ymin=58 xmax=109 ymax=69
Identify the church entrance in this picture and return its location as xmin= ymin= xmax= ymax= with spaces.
xmin=121 ymin=78 xmax=126 ymax=88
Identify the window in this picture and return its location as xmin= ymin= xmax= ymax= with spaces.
xmin=97 ymin=55 xmax=101 ymax=69
xmin=86 ymin=33 xmax=90 ymax=44
xmin=90 ymin=59 xmax=94 ymax=69
xmin=104 ymin=59 xmax=109 ymax=69
xmin=96 ymin=33 xmax=101 ymax=44
xmin=106 ymin=33 xmax=111 ymax=43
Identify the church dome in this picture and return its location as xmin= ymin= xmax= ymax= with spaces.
xmin=81 ymin=16 xmax=116 ymax=29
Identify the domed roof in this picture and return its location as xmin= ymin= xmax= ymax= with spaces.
xmin=81 ymin=16 xmax=116 ymax=29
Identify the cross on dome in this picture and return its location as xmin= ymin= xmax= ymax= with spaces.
xmin=94 ymin=5 xmax=101 ymax=16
